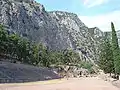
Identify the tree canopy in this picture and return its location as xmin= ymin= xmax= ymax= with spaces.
xmin=0 ymin=24 xmax=81 ymax=67
xmin=111 ymin=22 xmax=120 ymax=75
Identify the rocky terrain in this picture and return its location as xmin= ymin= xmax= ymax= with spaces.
xmin=98 ymin=71 xmax=120 ymax=88
xmin=0 ymin=0 xmax=104 ymax=63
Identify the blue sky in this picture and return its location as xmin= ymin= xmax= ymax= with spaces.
xmin=35 ymin=0 xmax=120 ymax=31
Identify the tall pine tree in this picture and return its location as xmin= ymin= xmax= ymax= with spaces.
xmin=99 ymin=32 xmax=114 ymax=74
xmin=111 ymin=22 xmax=120 ymax=79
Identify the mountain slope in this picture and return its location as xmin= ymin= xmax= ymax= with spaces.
xmin=0 ymin=0 xmax=104 ymax=62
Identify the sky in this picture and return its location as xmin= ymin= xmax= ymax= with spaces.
xmin=35 ymin=0 xmax=120 ymax=31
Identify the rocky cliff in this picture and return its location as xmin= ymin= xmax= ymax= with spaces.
xmin=0 ymin=0 xmax=104 ymax=62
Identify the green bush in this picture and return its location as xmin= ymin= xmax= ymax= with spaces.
xmin=78 ymin=61 xmax=94 ymax=73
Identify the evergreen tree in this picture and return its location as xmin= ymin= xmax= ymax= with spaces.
xmin=99 ymin=32 xmax=114 ymax=74
xmin=0 ymin=24 xmax=8 ymax=55
xmin=37 ymin=43 xmax=50 ymax=67
xmin=63 ymin=49 xmax=80 ymax=65
xmin=8 ymin=34 xmax=20 ymax=62
xmin=111 ymin=22 xmax=120 ymax=79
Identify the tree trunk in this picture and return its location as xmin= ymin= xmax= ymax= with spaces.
xmin=110 ymin=73 xmax=111 ymax=77
xmin=117 ymin=74 xmax=119 ymax=80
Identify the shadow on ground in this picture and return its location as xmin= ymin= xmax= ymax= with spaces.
xmin=0 ymin=61 xmax=61 ymax=83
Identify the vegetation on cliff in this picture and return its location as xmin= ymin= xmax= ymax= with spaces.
xmin=0 ymin=24 xmax=81 ymax=67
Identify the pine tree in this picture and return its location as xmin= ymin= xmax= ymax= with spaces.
xmin=0 ymin=24 xmax=8 ymax=54
xmin=111 ymin=22 xmax=120 ymax=79
xmin=99 ymin=32 xmax=114 ymax=74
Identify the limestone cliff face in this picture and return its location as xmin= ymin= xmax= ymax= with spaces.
xmin=49 ymin=11 xmax=104 ymax=62
xmin=0 ymin=0 xmax=104 ymax=62
xmin=0 ymin=0 xmax=64 ymax=50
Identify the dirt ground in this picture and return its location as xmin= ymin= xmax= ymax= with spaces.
xmin=0 ymin=77 xmax=120 ymax=90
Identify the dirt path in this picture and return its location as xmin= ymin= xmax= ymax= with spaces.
xmin=0 ymin=77 xmax=120 ymax=90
